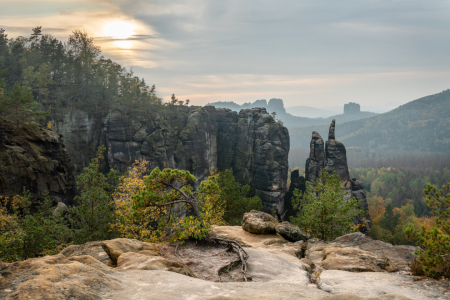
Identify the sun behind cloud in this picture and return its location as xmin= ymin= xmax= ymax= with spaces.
xmin=103 ymin=20 xmax=135 ymax=48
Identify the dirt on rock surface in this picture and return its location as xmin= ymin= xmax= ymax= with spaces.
xmin=157 ymin=239 xmax=249 ymax=282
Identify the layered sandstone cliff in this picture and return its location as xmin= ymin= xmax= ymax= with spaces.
xmin=54 ymin=106 xmax=289 ymax=211
xmin=0 ymin=118 xmax=75 ymax=204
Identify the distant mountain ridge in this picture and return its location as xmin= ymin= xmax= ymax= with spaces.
xmin=290 ymin=89 xmax=450 ymax=153
xmin=206 ymin=99 xmax=378 ymax=129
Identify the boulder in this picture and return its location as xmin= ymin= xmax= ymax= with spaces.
xmin=333 ymin=232 xmax=418 ymax=271
xmin=101 ymin=238 xmax=159 ymax=265
xmin=60 ymin=241 xmax=113 ymax=265
xmin=210 ymin=225 xmax=287 ymax=247
xmin=242 ymin=210 xmax=278 ymax=234
xmin=53 ymin=202 xmax=69 ymax=217
xmin=116 ymin=252 xmax=194 ymax=277
xmin=321 ymin=246 xmax=398 ymax=272
xmin=305 ymin=238 xmax=398 ymax=272
xmin=275 ymin=221 xmax=308 ymax=242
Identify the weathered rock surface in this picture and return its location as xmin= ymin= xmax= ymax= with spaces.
xmin=210 ymin=225 xmax=287 ymax=248
xmin=333 ymin=233 xmax=419 ymax=271
xmin=3 ymin=232 xmax=447 ymax=300
xmin=325 ymin=120 xmax=350 ymax=182
xmin=283 ymin=169 xmax=306 ymax=220
xmin=275 ymin=221 xmax=308 ymax=242
xmin=320 ymin=246 xmax=398 ymax=272
xmin=242 ymin=210 xmax=278 ymax=234
xmin=54 ymin=106 xmax=289 ymax=211
xmin=60 ymin=240 xmax=113 ymax=265
xmin=305 ymin=130 xmax=325 ymax=184
xmin=305 ymin=120 xmax=371 ymax=226
xmin=0 ymin=118 xmax=75 ymax=205
xmin=101 ymin=238 xmax=159 ymax=265
xmin=318 ymin=270 xmax=446 ymax=300
xmin=0 ymin=254 xmax=119 ymax=300
xmin=305 ymin=237 xmax=398 ymax=272
xmin=116 ymin=252 xmax=194 ymax=276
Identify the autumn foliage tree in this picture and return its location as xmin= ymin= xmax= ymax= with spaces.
xmin=130 ymin=167 xmax=225 ymax=242
xmin=406 ymin=182 xmax=450 ymax=278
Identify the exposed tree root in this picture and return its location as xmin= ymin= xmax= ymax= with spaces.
xmin=208 ymin=236 xmax=249 ymax=281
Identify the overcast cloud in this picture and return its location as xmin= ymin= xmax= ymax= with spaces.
xmin=1 ymin=0 xmax=450 ymax=110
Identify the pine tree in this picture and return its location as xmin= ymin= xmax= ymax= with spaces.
xmin=0 ymin=81 xmax=46 ymax=136
xmin=290 ymin=169 xmax=364 ymax=241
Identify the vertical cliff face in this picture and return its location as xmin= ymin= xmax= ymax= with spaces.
xmin=0 ymin=118 xmax=75 ymax=204
xmin=54 ymin=106 xmax=289 ymax=211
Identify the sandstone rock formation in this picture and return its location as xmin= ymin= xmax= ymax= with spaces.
xmin=60 ymin=241 xmax=113 ymax=265
xmin=305 ymin=131 xmax=325 ymax=184
xmin=0 ymin=118 xmax=75 ymax=205
xmin=305 ymin=120 xmax=371 ymax=226
xmin=305 ymin=239 xmax=399 ymax=272
xmin=283 ymin=169 xmax=306 ymax=220
xmin=0 ymin=254 xmax=120 ymax=299
xmin=333 ymin=232 xmax=418 ymax=271
xmin=54 ymin=106 xmax=289 ymax=211
xmin=1 ymin=230 xmax=446 ymax=299
xmin=242 ymin=210 xmax=278 ymax=234
xmin=275 ymin=221 xmax=308 ymax=242
xmin=116 ymin=252 xmax=194 ymax=276
xmin=101 ymin=238 xmax=159 ymax=265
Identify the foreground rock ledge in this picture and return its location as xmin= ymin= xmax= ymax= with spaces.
xmin=1 ymin=228 xmax=446 ymax=300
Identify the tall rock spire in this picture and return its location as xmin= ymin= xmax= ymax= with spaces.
xmin=325 ymin=119 xmax=349 ymax=182
xmin=305 ymin=131 xmax=324 ymax=184
xmin=304 ymin=119 xmax=371 ymax=230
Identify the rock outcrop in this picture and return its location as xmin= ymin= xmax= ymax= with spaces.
xmin=305 ymin=131 xmax=325 ymax=184
xmin=305 ymin=120 xmax=371 ymax=227
xmin=2 ymin=231 xmax=446 ymax=299
xmin=101 ymin=238 xmax=159 ymax=265
xmin=283 ymin=169 xmax=306 ymax=220
xmin=0 ymin=118 xmax=75 ymax=205
xmin=54 ymin=106 xmax=289 ymax=211
xmin=275 ymin=221 xmax=308 ymax=242
xmin=242 ymin=210 xmax=278 ymax=234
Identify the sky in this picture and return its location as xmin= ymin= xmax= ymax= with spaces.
xmin=1 ymin=0 xmax=450 ymax=112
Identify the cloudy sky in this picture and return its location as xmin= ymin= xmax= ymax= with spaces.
xmin=1 ymin=0 xmax=450 ymax=111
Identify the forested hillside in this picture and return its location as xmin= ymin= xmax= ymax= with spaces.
xmin=0 ymin=27 xmax=165 ymax=122
xmin=290 ymin=89 xmax=450 ymax=152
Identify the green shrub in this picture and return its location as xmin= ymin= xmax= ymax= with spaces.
xmin=291 ymin=169 xmax=364 ymax=241
xmin=406 ymin=182 xmax=450 ymax=278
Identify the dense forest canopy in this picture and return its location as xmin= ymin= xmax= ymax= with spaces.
xmin=0 ymin=27 xmax=170 ymax=122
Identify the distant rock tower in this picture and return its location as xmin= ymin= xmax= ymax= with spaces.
xmin=267 ymin=98 xmax=286 ymax=115
xmin=344 ymin=102 xmax=360 ymax=114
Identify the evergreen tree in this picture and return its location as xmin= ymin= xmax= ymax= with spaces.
xmin=0 ymin=81 xmax=46 ymax=136
xmin=69 ymin=146 xmax=118 ymax=243
xmin=290 ymin=169 xmax=364 ymax=241
xmin=218 ymin=169 xmax=262 ymax=225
